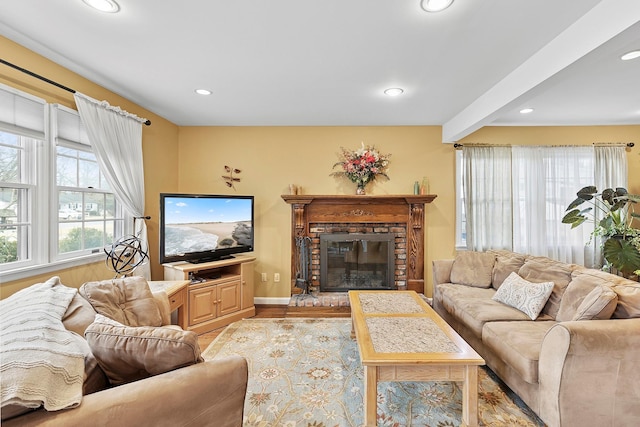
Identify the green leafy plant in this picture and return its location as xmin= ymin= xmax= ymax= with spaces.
xmin=562 ymin=186 xmax=640 ymax=276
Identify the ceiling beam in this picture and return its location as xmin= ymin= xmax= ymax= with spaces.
xmin=441 ymin=0 xmax=640 ymax=143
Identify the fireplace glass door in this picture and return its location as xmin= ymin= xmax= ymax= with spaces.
xmin=320 ymin=233 xmax=395 ymax=292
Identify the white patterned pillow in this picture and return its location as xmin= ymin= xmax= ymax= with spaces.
xmin=492 ymin=272 xmax=554 ymax=320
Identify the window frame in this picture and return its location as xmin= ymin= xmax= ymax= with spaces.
xmin=0 ymin=86 xmax=130 ymax=283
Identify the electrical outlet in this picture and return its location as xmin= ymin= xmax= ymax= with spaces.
xmin=261 ymin=273 xmax=267 ymax=282
xmin=274 ymin=273 xmax=280 ymax=282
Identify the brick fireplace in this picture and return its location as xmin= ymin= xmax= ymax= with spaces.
xmin=282 ymin=194 xmax=436 ymax=296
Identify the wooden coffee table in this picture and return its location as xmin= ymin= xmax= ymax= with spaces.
xmin=349 ymin=290 xmax=485 ymax=427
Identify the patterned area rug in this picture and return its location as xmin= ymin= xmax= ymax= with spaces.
xmin=202 ymin=318 xmax=545 ymax=427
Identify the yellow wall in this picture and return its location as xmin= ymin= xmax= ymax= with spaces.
xmin=2 ymin=36 xmax=639 ymax=299
xmin=0 ymin=36 xmax=180 ymax=297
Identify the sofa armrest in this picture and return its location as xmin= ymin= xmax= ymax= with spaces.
xmin=6 ymin=357 xmax=248 ymax=427
xmin=538 ymin=319 xmax=640 ymax=427
xmin=432 ymin=259 xmax=454 ymax=286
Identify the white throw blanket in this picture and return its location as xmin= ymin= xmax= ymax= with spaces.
xmin=1 ymin=277 xmax=86 ymax=412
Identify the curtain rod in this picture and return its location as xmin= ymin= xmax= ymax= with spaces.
xmin=0 ymin=58 xmax=151 ymax=126
xmin=453 ymin=142 xmax=634 ymax=149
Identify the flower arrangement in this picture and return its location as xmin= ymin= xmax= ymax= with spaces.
xmin=331 ymin=143 xmax=390 ymax=193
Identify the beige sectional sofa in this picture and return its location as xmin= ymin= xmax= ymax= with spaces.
xmin=1 ymin=276 xmax=248 ymax=426
xmin=432 ymin=250 xmax=640 ymax=427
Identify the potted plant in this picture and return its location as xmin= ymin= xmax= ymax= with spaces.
xmin=562 ymin=186 xmax=640 ymax=277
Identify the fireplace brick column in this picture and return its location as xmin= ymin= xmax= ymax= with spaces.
xmin=282 ymin=195 xmax=437 ymax=295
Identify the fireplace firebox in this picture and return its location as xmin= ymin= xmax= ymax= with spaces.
xmin=320 ymin=233 xmax=395 ymax=292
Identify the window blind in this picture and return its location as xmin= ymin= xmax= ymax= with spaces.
xmin=0 ymin=83 xmax=46 ymax=139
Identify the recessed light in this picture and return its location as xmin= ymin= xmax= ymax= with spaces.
xmin=519 ymin=108 xmax=534 ymax=114
xmin=621 ymin=50 xmax=640 ymax=61
xmin=195 ymin=89 xmax=212 ymax=95
xmin=384 ymin=88 xmax=404 ymax=96
xmin=82 ymin=0 xmax=120 ymax=13
xmin=420 ymin=0 xmax=454 ymax=12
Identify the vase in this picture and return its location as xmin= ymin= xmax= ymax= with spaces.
xmin=356 ymin=184 xmax=366 ymax=195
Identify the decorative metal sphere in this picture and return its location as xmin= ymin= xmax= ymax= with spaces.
xmin=104 ymin=234 xmax=149 ymax=276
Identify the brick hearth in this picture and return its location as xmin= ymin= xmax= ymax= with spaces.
xmin=288 ymin=292 xmax=350 ymax=308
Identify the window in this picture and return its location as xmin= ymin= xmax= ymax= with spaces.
xmin=456 ymin=144 xmax=626 ymax=267
xmin=0 ymin=84 xmax=128 ymax=281
xmin=0 ymin=131 xmax=36 ymax=266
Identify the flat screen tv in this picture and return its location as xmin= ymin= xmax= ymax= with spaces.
xmin=159 ymin=193 xmax=254 ymax=264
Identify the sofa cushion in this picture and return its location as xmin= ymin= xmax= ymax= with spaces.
xmin=80 ymin=277 xmax=163 ymax=327
xmin=450 ymin=251 xmax=496 ymax=288
xmin=85 ymin=314 xmax=203 ymax=386
xmin=438 ymin=283 xmax=531 ymax=337
xmin=556 ymin=271 xmax=613 ymax=321
xmin=611 ymin=282 xmax=640 ymax=319
xmin=482 ymin=320 xmax=557 ymax=384
xmin=62 ymin=292 xmax=97 ymax=336
xmin=572 ymin=285 xmax=618 ymax=321
xmin=492 ymin=272 xmax=554 ymax=320
xmin=488 ymin=250 xmax=527 ymax=290
xmin=518 ymin=257 xmax=574 ymax=319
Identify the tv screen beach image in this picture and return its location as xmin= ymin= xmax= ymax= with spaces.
xmin=163 ymin=197 xmax=252 ymax=256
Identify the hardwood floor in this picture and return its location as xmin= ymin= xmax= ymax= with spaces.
xmin=196 ymin=304 xmax=349 ymax=350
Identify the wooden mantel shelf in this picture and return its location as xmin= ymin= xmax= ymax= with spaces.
xmin=281 ymin=194 xmax=437 ymax=205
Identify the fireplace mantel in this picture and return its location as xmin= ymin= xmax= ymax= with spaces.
xmin=282 ymin=194 xmax=437 ymax=294
xmin=281 ymin=194 xmax=437 ymax=205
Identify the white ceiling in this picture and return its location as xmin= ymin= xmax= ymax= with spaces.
xmin=1 ymin=0 xmax=639 ymax=141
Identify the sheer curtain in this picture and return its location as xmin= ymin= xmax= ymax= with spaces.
xmin=462 ymin=146 xmax=513 ymax=251
xmin=73 ymin=92 xmax=150 ymax=279
xmin=589 ymin=146 xmax=629 ymax=267
xmin=512 ymin=146 xmax=594 ymax=264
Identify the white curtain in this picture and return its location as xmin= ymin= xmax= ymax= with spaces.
xmin=461 ymin=144 xmax=628 ymax=267
xmin=590 ymin=146 xmax=629 ymax=267
xmin=73 ymin=92 xmax=150 ymax=279
xmin=462 ymin=146 xmax=513 ymax=251
xmin=595 ymin=146 xmax=628 ymax=189
xmin=512 ymin=146 xmax=594 ymax=264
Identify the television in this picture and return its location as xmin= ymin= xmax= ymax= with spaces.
xmin=159 ymin=193 xmax=254 ymax=264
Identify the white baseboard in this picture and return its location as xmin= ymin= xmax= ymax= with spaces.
xmin=254 ymin=297 xmax=291 ymax=306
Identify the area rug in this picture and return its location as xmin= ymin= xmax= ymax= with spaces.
xmin=202 ymin=318 xmax=545 ymax=427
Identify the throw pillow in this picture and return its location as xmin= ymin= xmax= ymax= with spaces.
xmin=85 ymin=314 xmax=203 ymax=386
xmin=488 ymin=250 xmax=527 ymax=290
xmin=450 ymin=251 xmax=496 ymax=288
xmin=517 ymin=258 xmax=573 ymax=319
xmin=572 ymin=285 xmax=618 ymax=321
xmin=555 ymin=272 xmax=613 ymax=322
xmin=611 ymin=282 xmax=640 ymax=319
xmin=80 ymin=276 xmax=163 ymax=327
xmin=492 ymin=272 xmax=554 ymax=320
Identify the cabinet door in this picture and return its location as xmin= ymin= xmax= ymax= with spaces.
xmin=189 ymin=285 xmax=217 ymax=325
xmin=241 ymin=261 xmax=255 ymax=310
xmin=218 ymin=281 xmax=241 ymax=317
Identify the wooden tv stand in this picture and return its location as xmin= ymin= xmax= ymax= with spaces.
xmin=163 ymin=255 xmax=256 ymax=334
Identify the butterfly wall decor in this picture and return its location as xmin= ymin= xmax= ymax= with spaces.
xmin=222 ymin=165 xmax=241 ymax=189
